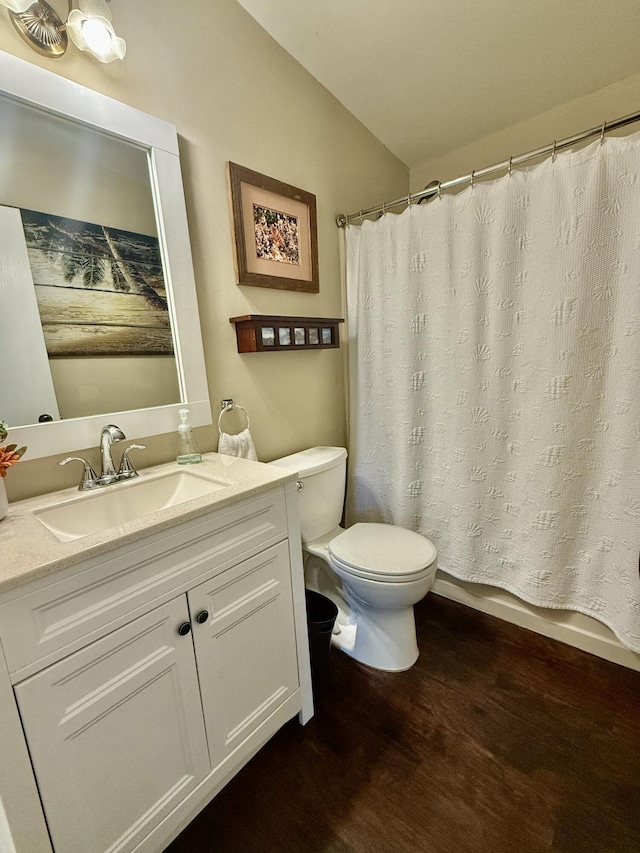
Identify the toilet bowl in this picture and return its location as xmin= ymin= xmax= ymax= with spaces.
xmin=270 ymin=447 xmax=437 ymax=672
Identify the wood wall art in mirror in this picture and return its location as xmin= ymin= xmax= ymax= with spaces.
xmin=227 ymin=163 xmax=319 ymax=293
xmin=19 ymin=208 xmax=172 ymax=357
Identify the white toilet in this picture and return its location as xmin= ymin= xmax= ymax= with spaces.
xmin=270 ymin=446 xmax=437 ymax=672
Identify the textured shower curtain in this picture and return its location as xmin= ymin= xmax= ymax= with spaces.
xmin=345 ymin=135 xmax=640 ymax=652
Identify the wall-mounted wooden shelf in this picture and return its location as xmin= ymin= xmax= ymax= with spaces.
xmin=229 ymin=315 xmax=344 ymax=353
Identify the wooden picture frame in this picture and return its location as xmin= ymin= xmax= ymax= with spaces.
xmin=227 ymin=162 xmax=319 ymax=293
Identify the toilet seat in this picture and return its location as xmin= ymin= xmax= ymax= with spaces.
xmin=329 ymin=523 xmax=436 ymax=584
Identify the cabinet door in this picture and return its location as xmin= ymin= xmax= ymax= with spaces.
xmin=189 ymin=541 xmax=299 ymax=768
xmin=14 ymin=596 xmax=210 ymax=853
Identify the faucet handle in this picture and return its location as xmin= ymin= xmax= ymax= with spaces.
xmin=118 ymin=444 xmax=146 ymax=479
xmin=59 ymin=457 xmax=98 ymax=491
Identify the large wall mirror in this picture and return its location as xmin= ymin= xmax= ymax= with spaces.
xmin=0 ymin=51 xmax=211 ymax=459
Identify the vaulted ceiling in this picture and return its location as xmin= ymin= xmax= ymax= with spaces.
xmin=236 ymin=0 xmax=640 ymax=168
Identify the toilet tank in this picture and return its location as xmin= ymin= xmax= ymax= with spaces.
xmin=270 ymin=446 xmax=347 ymax=543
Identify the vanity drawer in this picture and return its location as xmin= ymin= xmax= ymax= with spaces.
xmin=0 ymin=489 xmax=288 ymax=681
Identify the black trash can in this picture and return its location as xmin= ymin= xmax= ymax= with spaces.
xmin=305 ymin=589 xmax=338 ymax=693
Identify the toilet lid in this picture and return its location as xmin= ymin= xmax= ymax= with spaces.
xmin=329 ymin=523 xmax=437 ymax=579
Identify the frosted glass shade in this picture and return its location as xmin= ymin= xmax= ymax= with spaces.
xmin=67 ymin=2 xmax=126 ymax=63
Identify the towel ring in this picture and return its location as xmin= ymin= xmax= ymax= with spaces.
xmin=218 ymin=403 xmax=250 ymax=436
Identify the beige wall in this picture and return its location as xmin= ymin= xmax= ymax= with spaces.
xmin=411 ymin=71 xmax=640 ymax=191
xmin=1 ymin=0 xmax=408 ymax=501
xmin=0 ymin=97 xmax=156 ymax=233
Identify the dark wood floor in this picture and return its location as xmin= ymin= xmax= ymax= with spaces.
xmin=166 ymin=595 xmax=640 ymax=853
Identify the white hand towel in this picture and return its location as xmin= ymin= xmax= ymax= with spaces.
xmin=218 ymin=428 xmax=258 ymax=461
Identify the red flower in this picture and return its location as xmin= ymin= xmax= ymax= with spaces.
xmin=0 ymin=444 xmax=26 ymax=478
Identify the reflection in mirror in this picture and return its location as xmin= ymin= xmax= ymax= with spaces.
xmin=0 ymin=95 xmax=180 ymax=428
xmin=0 ymin=51 xmax=211 ymax=460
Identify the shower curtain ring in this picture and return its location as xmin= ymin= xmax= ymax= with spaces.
xmin=470 ymin=170 xmax=475 ymax=189
xmin=437 ymin=181 xmax=442 ymax=199
xmin=551 ymin=140 xmax=557 ymax=163
xmin=600 ymin=121 xmax=607 ymax=145
xmin=407 ymin=193 xmax=412 ymax=207
xmin=508 ymin=157 xmax=513 ymax=177
xmin=359 ymin=210 xmax=364 ymax=223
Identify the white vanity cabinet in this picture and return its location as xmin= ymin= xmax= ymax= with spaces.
xmin=0 ymin=478 xmax=312 ymax=853
xmin=188 ymin=540 xmax=300 ymax=770
xmin=14 ymin=596 xmax=211 ymax=853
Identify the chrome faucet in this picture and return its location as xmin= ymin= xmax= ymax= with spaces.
xmin=100 ymin=424 xmax=125 ymax=484
xmin=59 ymin=425 xmax=146 ymax=491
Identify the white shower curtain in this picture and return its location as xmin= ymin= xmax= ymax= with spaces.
xmin=345 ymin=135 xmax=640 ymax=653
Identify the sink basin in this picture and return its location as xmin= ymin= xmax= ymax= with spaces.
xmin=33 ymin=469 xmax=230 ymax=542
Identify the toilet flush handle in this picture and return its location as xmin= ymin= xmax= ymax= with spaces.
xmin=296 ymin=481 xmax=304 ymax=491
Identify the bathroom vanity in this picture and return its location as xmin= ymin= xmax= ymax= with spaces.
xmin=0 ymin=456 xmax=313 ymax=853
xmin=0 ymin=49 xmax=315 ymax=853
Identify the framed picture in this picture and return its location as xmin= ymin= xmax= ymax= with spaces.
xmin=227 ymin=162 xmax=319 ymax=293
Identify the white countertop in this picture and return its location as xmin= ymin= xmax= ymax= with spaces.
xmin=0 ymin=454 xmax=294 ymax=594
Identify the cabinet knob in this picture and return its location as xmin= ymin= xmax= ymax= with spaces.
xmin=177 ymin=622 xmax=192 ymax=636
xmin=196 ymin=610 xmax=209 ymax=624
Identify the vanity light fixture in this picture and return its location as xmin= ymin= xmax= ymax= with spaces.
xmin=0 ymin=0 xmax=126 ymax=62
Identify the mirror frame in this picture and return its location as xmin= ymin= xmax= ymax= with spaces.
xmin=0 ymin=51 xmax=211 ymax=459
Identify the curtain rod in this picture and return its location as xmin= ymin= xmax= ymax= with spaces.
xmin=336 ymin=109 xmax=640 ymax=228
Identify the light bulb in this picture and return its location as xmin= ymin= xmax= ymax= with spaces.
xmin=79 ymin=17 xmax=113 ymax=57
xmin=67 ymin=6 xmax=125 ymax=62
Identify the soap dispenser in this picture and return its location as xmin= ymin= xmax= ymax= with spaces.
xmin=176 ymin=408 xmax=203 ymax=464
